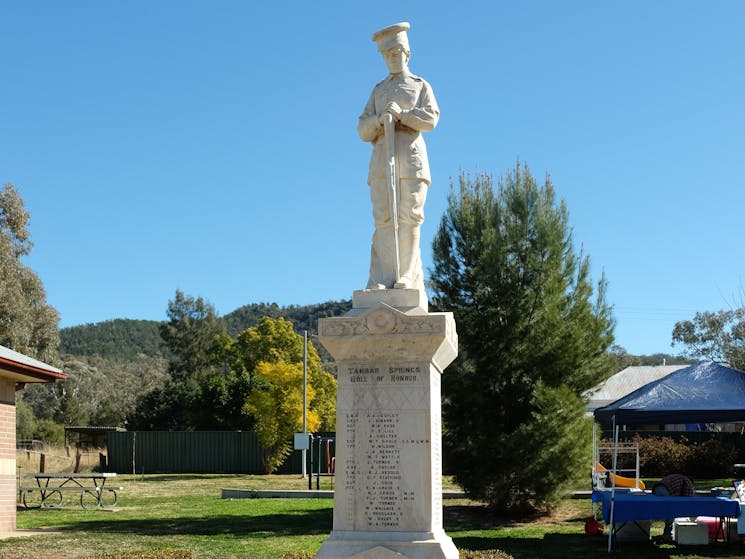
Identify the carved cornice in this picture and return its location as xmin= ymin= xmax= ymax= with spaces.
xmin=320 ymin=304 xmax=446 ymax=337
xmin=318 ymin=303 xmax=457 ymax=370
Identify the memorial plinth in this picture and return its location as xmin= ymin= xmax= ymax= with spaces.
xmin=314 ymin=289 xmax=458 ymax=559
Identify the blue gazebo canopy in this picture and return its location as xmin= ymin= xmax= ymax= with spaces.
xmin=594 ymin=361 xmax=745 ymax=425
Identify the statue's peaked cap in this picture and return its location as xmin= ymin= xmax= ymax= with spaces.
xmin=372 ymin=22 xmax=410 ymax=52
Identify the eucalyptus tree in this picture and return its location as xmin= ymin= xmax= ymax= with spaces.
xmin=673 ymin=308 xmax=745 ymax=370
xmin=0 ymin=183 xmax=59 ymax=363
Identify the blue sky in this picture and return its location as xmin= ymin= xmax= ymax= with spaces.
xmin=1 ymin=1 xmax=743 ymax=356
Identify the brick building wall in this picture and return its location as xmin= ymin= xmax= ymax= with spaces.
xmin=0 ymin=380 xmax=16 ymax=532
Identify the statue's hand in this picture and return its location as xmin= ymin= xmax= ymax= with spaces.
xmin=382 ymin=102 xmax=403 ymax=121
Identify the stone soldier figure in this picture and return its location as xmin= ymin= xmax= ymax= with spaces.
xmin=358 ymin=22 xmax=439 ymax=292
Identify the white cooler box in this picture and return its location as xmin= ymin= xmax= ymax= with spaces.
xmin=674 ymin=519 xmax=709 ymax=545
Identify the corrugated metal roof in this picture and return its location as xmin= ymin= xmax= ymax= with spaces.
xmin=585 ymin=365 xmax=687 ymax=411
xmin=0 ymin=344 xmax=63 ymax=374
xmin=0 ymin=344 xmax=65 ymax=383
xmin=65 ymin=426 xmax=126 ymax=433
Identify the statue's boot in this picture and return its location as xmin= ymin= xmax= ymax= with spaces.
xmin=394 ymin=226 xmax=424 ymax=290
xmin=366 ymin=225 xmax=397 ymax=289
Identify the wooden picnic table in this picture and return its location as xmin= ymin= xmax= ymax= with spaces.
xmin=21 ymin=472 xmax=120 ymax=509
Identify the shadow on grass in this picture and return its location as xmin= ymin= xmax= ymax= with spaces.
xmin=445 ymin=506 xmax=745 ymax=558
xmin=445 ymin=504 xmax=520 ymax=531
xmin=51 ymin=509 xmax=333 ymax=537
xmin=455 ymin=533 xmax=745 ymax=559
xmin=444 ymin=504 xmax=589 ymax=531
xmin=123 ymin=474 xmax=238 ymax=483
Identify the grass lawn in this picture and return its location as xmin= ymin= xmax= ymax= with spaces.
xmin=2 ymin=474 xmax=745 ymax=559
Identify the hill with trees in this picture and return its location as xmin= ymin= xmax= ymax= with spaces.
xmin=223 ymin=300 xmax=352 ymax=337
xmin=17 ymin=299 xmax=352 ymax=441
xmin=60 ymin=319 xmax=168 ymax=359
xmin=59 ymin=300 xmax=352 ymax=360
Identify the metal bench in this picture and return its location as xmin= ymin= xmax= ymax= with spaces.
xmin=21 ymin=473 xmax=120 ymax=509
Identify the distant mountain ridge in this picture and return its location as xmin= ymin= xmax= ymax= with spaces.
xmin=59 ymin=300 xmax=352 ymax=360
xmin=60 ymin=319 xmax=166 ymax=359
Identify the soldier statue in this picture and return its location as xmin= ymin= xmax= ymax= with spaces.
xmin=358 ymin=22 xmax=439 ymax=292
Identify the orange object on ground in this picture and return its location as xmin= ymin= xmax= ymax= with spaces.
xmin=595 ymin=463 xmax=646 ymax=489
xmin=585 ymin=517 xmax=604 ymax=535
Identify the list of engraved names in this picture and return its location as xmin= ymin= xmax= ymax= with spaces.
xmin=339 ymin=365 xmax=430 ymax=530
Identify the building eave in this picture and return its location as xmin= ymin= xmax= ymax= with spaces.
xmin=0 ymin=345 xmax=66 ymax=384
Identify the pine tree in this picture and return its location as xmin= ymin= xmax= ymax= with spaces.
xmin=430 ymin=163 xmax=615 ymax=513
xmin=159 ymin=290 xmax=224 ymax=381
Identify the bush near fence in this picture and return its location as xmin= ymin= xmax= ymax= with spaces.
xmin=16 ymin=445 xmax=106 ymax=474
xmin=600 ymin=432 xmax=742 ymax=478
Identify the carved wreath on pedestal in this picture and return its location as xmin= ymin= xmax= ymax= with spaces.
xmin=319 ymin=304 xmax=444 ymax=338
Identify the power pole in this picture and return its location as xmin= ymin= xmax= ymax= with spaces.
xmin=302 ymin=330 xmax=308 ymax=477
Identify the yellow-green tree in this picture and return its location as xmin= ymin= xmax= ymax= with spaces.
xmin=216 ymin=316 xmax=337 ymax=431
xmin=244 ymin=360 xmax=321 ymax=473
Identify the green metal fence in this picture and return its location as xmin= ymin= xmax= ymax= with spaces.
xmin=107 ymin=431 xmax=305 ymax=474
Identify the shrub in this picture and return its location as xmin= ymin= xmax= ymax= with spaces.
xmin=636 ymin=436 xmax=690 ymax=477
xmin=16 ymin=399 xmax=35 ymax=440
xmin=283 ymin=551 xmax=514 ymax=559
xmin=685 ymin=438 xmax=738 ymax=478
xmin=460 ymin=551 xmax=515 ymax=559
xmin=34 ymin=419 xmax=65 ymax=445
xmin=601 ymin=435 xmax=740 ymax=478
xmin=94 ymin=550 xmax=192 ymax=559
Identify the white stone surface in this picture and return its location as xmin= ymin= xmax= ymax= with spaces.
xmin=316 ymin=21 xmax=455 ymax=558
xmin=315 ymin=303 xmax=458 ymax=559
xmin=358 ymin=21 xmax=439 ymax=294
xmin=319 ymin=304 xmax=457 ymax=373
xmin=352 ymin=547 xmax=404 ymax=559
xmin=352 ymin=289 xmax=428 ymax=313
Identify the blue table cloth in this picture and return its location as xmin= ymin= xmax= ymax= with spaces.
xmin=592 ymin=490 xmax=740 ymax=523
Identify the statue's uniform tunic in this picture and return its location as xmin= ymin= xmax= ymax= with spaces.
xmin=358 ymin=71 xmax=439 ymax=290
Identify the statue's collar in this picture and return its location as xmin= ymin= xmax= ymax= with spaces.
xmin=389 ymin=69 xmax=412 ymax=80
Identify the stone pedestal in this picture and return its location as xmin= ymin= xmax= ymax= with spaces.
xmin=315 ymin=290 xmax=458 ymax=559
